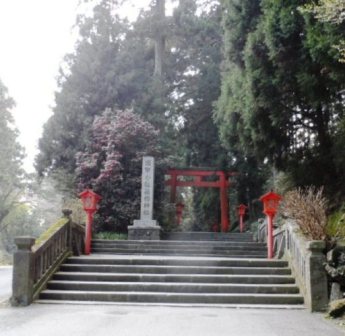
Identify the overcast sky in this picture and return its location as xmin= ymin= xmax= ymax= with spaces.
xmin=0 ymin=0 xmax=79 ymax=172
xmin=0 ymin=0 xmax=154 ymax=173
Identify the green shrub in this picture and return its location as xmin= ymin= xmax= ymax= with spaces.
xmin=326 ymin=208 xmax=345 ymax=239
xmin=94 ymin=232 xmax=128 ymax=240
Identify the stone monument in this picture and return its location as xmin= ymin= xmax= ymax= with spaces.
xmin=128 ymin=156 xmax=161 ymax=240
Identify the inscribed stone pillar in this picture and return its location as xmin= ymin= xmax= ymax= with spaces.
xmin=128 ymin=156 xmax=161 ymax=240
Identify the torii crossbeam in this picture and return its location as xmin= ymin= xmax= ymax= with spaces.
xmin=165 ymin=168 xmax=237 ymax=232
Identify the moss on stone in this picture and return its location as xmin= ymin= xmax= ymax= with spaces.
xmin=329 ymin=299 xmax=345 ymax=318
xmin=34 ymin=218 xmax=69 ymax=248
xmin=327 ymin=210 xmax=345 ymax=239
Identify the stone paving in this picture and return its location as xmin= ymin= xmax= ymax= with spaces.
xmin=0 ymin=303 xmax=344 ymax=336
xmin=0 ymin=266 xmax=11 ymax=303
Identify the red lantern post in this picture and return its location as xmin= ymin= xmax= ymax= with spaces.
xmin=260 ymin=191 xmax=282 ymax=259
xmin=79 ymin=189 xmax=102 ymax=255
xmin=237 ymin=204 xmax=247 ymax=233
xmin=175 ymin=202 xmax=185 ymax=226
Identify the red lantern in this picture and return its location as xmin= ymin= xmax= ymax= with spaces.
xmin=260 ymin=191 xmax=282 ymax=259
xmin=237 ymin=204 xmax=247 ymax=233
xmin=79 ymin=189 xmax=102 ymax=255
xmin=260 ymin=191 xmax=282 ymax=217
xmin=79 ymin=189 xmax=102 ymax=213
xmin=237 ymin=204 xmax=247 ymax=216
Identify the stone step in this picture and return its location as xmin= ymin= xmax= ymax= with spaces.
xmin=47 ymin=280 xmax=300 ymax=294
xmin=162 ymin=232 xmax=254 ymax=241
xmin=66 ymin=256 xmax=288 ymax=268
xmin=59 ymin=264 xmax=291 ymax=275
xmin=39 ymin=290 xmax=304 ymax=305
xmin=53 ymin=272 xmax=296 ymax=284
xmin=91 ymin=242 xmax=266 ymax=252
xmin=91 ymin=248 xmax=267 ymax=258
xmin=92 ymin=240 xmax=262 ymax=247
xmin=35 ymin=300 xmax=306 ymax=309
xmin=36 ymin=230 xmax=305 ymax=307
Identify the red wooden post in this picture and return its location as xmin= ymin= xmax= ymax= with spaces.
xmin=267 ymin=214 xmax=274 ymax=259
xmin=219 ymin=171 xmax=230 ymax=232
xmin=170 ymin=172 xmax=177 ymax=203
xmin=85 ymin=212 xmax=93 ymax=255
xmin=175 ymin=202 xmax=185 ymax=226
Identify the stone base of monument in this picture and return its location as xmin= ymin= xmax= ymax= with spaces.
xmin=128 ymin=221 xmax=161 ymax=240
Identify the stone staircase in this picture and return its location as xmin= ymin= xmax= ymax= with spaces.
xmin=38 ymin=232 xmax=304 ymax=307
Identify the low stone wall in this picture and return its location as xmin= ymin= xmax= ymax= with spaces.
xmin=285 ymin=221 xmax=328 ymax=311
xmin=11 ymin=210 xmax=85 ymax=306
xmin=256 ymin=219 xmax=328 ymax=311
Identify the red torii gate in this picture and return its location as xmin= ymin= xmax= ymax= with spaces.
xmin=165 ymin=168 xmax=237 ymax=232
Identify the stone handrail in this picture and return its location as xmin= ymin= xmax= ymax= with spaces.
xmin=284 ymin=221 xmax=328 ymax=311
xmin=273 ymin=227 xmax=285 ymax=259
xmin=11 ymin=210 xmax=85 ymax=306
xmin=256 ymin=219 xmax=328 ymax=311
xmin=257 ymin=221 xmax=284 ymax=258
xmin=257 ymin=221 xmax=267 ymax=243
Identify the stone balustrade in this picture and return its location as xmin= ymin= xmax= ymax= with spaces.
xmin=11 ymin=210 xmax=85 ymax=306
xmin=256 ymin=219 xmax=328 ymax=311
xmin=285 ymin=221 xmax=328 ymax=311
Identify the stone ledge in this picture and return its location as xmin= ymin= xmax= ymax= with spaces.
xmin=128 ymin=226 xmax=161 ymax=240
xmin=133 ymin=219 xmax=158 ymax=227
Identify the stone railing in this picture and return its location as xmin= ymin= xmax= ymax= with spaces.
xmin=273 ymin=227 xmax=285 ymax=259
xmin=256 ymin=221 xmax=284 ymax=258
xmin=285 ymin=221 xmax=328 ymax=311
xmin=256 ymin=219 xmax=328 ymax=311
xmin=11 ymin=210 xmax=85 ymax=306
xmin=257 ymin=221 xmax=267 ymax=243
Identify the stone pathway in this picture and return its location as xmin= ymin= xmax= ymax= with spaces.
xmin=0 ymin=303 xmax=344 ymax=336
xmin=0 ymin=266 xmax=11 ymax=304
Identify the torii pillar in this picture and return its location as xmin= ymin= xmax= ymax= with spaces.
xmin=219 ymin=171 xmax=230 ymax=232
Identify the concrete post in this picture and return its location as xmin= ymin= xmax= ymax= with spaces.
xmin=62 ymin=209 xmax=73 ymax=251
xmin=306 ymin=241 xmax=328 ymax=311
xmin=11 ymin=237 xmax=36 ymax=306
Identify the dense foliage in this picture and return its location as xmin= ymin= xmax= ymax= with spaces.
xmin=36 ymin=0 xmax=233 ymax=231
xmin=35 ymin=0 xmax=345 ymax=231
xmin=0 ymin=79 xmax=26 ymax=233
xmin=303 ymin=0 xmax=345 ymax=62
xmin=76 ymin=108 xmax=164 ymax=231
xmin=216 ymin=0 xmax=345 ymax=207
xmin=0 ymin=78 xmax=71 ymax=262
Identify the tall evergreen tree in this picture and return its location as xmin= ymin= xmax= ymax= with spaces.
xmin=36 ymin=0 xmax=156 ymax=175
xmin=216 ymin=0 xmax=345 ymax=206
xmin=215 ymin=0 xmax=269 ymax=217
xmin=36 ymin=0 xmax=238 ymax=230
xmin=0 ymin=78 xmax=26 ymax=232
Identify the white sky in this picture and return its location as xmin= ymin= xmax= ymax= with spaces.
xmin=0 ymin=0 xmax=154 ymax=173
xmin=0 ymin=0 xmax=79 ymax=172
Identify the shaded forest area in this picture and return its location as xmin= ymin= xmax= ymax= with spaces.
xmin=1 ymin=0 xmax=345 ymax=254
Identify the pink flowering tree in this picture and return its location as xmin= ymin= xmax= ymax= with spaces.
xmin=76 ymin=108 xmax=163 ymax=232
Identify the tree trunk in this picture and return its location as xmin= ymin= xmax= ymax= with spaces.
xmin=154 ymin=0 xmax=165 ymax=78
